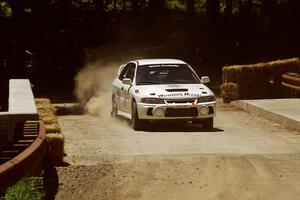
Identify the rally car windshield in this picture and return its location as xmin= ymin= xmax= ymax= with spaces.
xmin=136 ymin=64 xmax=200 ymax=85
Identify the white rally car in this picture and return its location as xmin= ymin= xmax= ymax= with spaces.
xmin=111 ymin=59 xmax=216 ymax=130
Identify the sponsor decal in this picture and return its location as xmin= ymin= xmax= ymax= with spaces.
xmin=158 ymin=92 xmax=200 ymax=98
xmin=149 ymin=64 xmax=179 ymax=68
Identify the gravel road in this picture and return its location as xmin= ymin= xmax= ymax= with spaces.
xmin=55 ymin=100 xmax=300 ymax=200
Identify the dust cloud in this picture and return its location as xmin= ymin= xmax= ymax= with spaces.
xmin=74 ymin=61 xmax=119 ymax=117
xmin=74 ymin=46 xmax=147 ymax=126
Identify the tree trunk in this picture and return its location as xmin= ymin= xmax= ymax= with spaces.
xmin=186 ymin=0 xmax=195 ymax=18
xmin=7 ymin=0 xmax=27 ymax=78
xmin=9 ymin=0 xmax=25 ymax=18
xmin=261 ymin=0 xmax=276 ymax=31
xmin=206 ymin=0 xmax=220 ymax=22
xmin=113 ymin=0 xmax=117 ymax=14
xmin=239 ymin=0 xmax=253 ymax=16
xmin=148 ymin=0 xmax=165 ymax=15
xmin=32 ymin=0 xmax=50 ymax=27
xmin=132 ymin=0 xmax=139 ymax=13
xmin=261 ymin=0 xmax=275 ymax=14
xmin=225 ymin=0 xmax=233 ymax=17
xmin=94 ymin=0 xmax=104 ymax=15
xmin=245 ymin=0 xmax=253 ymax=16
xmin=186 ymin=0 xmax=196 ymax=60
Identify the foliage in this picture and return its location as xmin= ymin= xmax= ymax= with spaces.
xmin=0 ymin=1 xmax=12 ymax=17
xmin=194 ymin=0 xmax=206 ymax=12
xmin=5 ymin=178 xmax=44 ymax=200
xmin=166 ymin=0 xmax=186 ymax=10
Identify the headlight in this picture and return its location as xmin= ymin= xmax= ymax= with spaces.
xmin=141 ymin=98 xmax=164 ymax=104
xmin=197 ymin=96 xmax=216 ymax=103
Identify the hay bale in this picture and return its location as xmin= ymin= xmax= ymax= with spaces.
xmin=45 ymin=124 xmax=61 ymax=133
xmin=222 ymin=58 xmax=300 ymax=99
xmin=36 ymin=104 xmax=56 ymax=113
xmin=35 ymin=98 xmax=51 ymax=104
xmin=42 ymin=117 xmax=58 ymax=125
xmin=46 ymin=133 xmax=65 ymax=165
xmin=39 ymin=113 xmax=56 ymax=121
xmin=54 ymin=103 xmax=84 ymax=115
xmin=36 ymin=98 xmax=65 ymax=166
xmin=220 ymin=83 xmax=239 ymax=103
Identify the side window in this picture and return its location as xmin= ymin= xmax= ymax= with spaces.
xmin=118 ymin=65 xmax=129 ymax=80
xmin=126 ymin=64 xmax=136 ymax=81
xmin=119 ymin=63 xmax=136 ymax=81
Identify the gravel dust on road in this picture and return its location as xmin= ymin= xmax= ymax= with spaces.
xmin=55 ymin=101 xmax=300 ymax=200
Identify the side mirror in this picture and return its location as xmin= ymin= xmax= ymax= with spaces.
xmin=122 ymin=78 xmax=132 ymax=85
xmin=201 ymin=76 xmax=210 ymax=84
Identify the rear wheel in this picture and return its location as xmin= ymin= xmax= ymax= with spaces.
xmin=131 ymin=101 xmax=147 ymax=131
xmin=201 ymin=118 xmax=213 ymax=129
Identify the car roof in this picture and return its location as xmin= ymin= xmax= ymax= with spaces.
xmin=135 ymin=59 xmax=186 ymax=66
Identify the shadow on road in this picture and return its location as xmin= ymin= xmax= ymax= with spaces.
xmin=43 ymin=165 xmax=59 ymax=200
xmin=142 ymin=121 xmax=224 ymax=133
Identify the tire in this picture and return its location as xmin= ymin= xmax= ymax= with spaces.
xmin=202 ymin=118 xmax=213 ymax=130
xmin=111 ymin=97 xmax=118 ymax=117
xmin=131 ymin=101 xmax=146 ymax=131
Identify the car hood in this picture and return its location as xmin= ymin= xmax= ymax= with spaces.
xmin=134 ymin=84 xmax=214 ymax=99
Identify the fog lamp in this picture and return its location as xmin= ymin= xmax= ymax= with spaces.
xmin=153 ymin=107 xmax=164 ymax=117
xmin=199 ymin=106 xmax=209 ymax=115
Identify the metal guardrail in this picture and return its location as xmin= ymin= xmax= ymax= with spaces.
xmin=0 ymin=121 xmax=46 ymax=193
xmin=282 ymin=72 xmax=300 ymax=92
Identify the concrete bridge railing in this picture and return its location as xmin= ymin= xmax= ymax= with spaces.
xmin=0 ymin=79 xmax=39 ymax=143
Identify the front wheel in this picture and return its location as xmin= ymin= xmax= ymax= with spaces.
xmin=201 ymin=118 xmax=214 ymax=130
xmin=131 ymin=101 xmax=146 ymax=131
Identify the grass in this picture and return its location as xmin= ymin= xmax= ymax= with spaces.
xmin=4 ymin=178 xmax=44 ymax=200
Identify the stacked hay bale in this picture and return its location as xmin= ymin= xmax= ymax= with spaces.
xmin=220 ymin=83 xmax=239 ymax=103
xmin=221 ymin=58 xmax=300 ymax=102
xmin=35 ymin=98 xmax=64 ymax=166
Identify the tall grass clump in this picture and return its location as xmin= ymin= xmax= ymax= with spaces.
xmin=4 ymin=178 xmax=44 ymax=200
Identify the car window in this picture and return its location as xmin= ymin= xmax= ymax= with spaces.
xmin=118 ymin=63 xmax=136 ymax=81
xmin=136 ymin=64 xmax=200 ymax=85
xmin=118 ymin=65 xmax=129 ymax=80
xmin=126 ymin=64 xmax=136 ymax=81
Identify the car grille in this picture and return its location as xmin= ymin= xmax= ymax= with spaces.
xmin=165 ymin=88 xmax=188 ymax=92
xmin=165 ymin=107 xmax=198 ymax=117
xmin=165 ymin=99 xmax=196 ymax=104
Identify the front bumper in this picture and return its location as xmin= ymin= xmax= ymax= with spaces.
xmin=137 ymin=101 xmax=216 ymax=120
